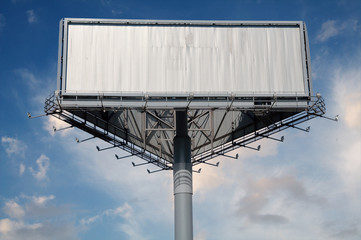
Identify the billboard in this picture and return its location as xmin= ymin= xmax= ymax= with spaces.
xmin=45 ymin=18 xmax=329 ymax=240
xmin=49 ymin=18 xmax=320 ymax=165
xmin=57 ymin=19 xmax=312 ymax=102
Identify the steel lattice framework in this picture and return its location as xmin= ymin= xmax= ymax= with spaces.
xmin=44 ymin=93 xmax=326 ymax=171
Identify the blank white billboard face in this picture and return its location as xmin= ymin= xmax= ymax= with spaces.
xmin=62 ymin=20 xmax=309 ymax=96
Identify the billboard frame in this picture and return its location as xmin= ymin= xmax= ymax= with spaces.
xmin=56 ymin=18 xmax=313 ymax=110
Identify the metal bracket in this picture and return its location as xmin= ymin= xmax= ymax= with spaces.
xmin=144 ymin=94 xmax=149 ymax=110
xmin=27 ymin=112 xmax=48 ymax=119
xmin=100 ymin=95 xmax=105 ymax=112
xmin=75 ymin=136 xmax=95 ymax=143
xmin=192 ymin=168 xmax=202 ymax=173
xmin=286 ymin=124 xmax=311 ymax=132
xmin=186 ymin=93 xmax=194 ymax=108
xmin=215 ymin=152 xmax=239 ymax=159
xmin=53 ymin=125 xmax=73 ymax=132
xmin=132 ymin=160 xmax=155 ymax=167
xmin=147 ymin=168 xmax=165 ymax=174
xmin=115 ymin=153 xmax=139 ymax=160
xmin=226 ymin=94 xmax=235 ymax=111
xmin=315 ymin=114 xmax=339 ymax=122
xmin=256 ymin=133 xmax=284 ymax=142
xmin=239 ymin=144 xmax=261 ymax=151
xmin=197 ymin=160 xmax=219 ymax=167
xmin=96 ymin=143 xmax=124 ymax=152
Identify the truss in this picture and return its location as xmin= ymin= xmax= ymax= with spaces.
xmin=44 ymin=92 xmax=327 ymax=171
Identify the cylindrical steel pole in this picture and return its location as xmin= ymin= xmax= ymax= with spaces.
xmin=173 ymin=110 xmax=193 ymax=240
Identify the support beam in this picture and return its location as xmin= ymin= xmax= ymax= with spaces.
xmin=173 ymin=110 xmax=193 ymax=240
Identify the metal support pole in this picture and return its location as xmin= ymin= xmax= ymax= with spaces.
xmin=173 ymin=110 xmax=193 ymax=240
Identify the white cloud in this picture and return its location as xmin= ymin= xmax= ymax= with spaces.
xmin=80 ymin=202 xmax=148 ymax=240
xmin=297 ymin=50 xmax=361 ymax=240
xmin=316 ymin=20 xmax=340 ymax=42
xmin=194 ymin=138 xmax=279 ymax=199
xmin=0 ymin=218 xmax=77 ymax=240
xmin=1 ymin=136 xmax=27 ymax=158
xmin=193 ymin=162 xmax=230 ymax=199
xmin=195 ymin=231 xmax=208 ymax=240
xmin=14 ymin=68 xmax=39 ymax=88
xmin=0 ymin=195 xmax=78 ymax=240
xmin=26 ymin=10 xmax=37 ymax=24
xmin=328 ymin=63 xmax=361 ymax=211
xmin=17 ymin=194 xmax=70 ymax=220
xmin=236 ymin=174 xmax=324 ymax=225
xmin=104 ymin=203 xmax=132 ymax=219
xmin=101 ymin=0 xmax=112 ymax=6
xmin=81 ymin=202 xmax=132 ymax=226
xmin=44 ymin=116 xmax=73 ymax=136
xmin=111 ymin=9 xmax=122 ymax=15
xmin=316 ymin=19 xmax=361 ymax=43
xmin=118 ymin=222 xmax=149 ymax=240
xmin=3 ymin=201 xmax=25 ymax=219
xmin=57 ymin=134 xmax=173 ymax=238
xmin=322 ymin=219 xmax=360 ymax=239
xmin=332 ymin=68 xmax=361 ymax=130
xmin=80 ymin=215 xmax=100 ymax=226
xmin=29 ymin=154 xmax=50 ymax=181
xmin=0 ymin=218 xmax=22 ymax=234
xmin=19 ymin=163 xmax=25 ymax=176
xmin=31 ymin=195 xmax=55 ymax=206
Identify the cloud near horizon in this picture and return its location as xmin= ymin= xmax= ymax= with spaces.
xmin=0 ymin=195 xmax=78 ymax=240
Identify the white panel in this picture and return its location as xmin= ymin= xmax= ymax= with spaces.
xmin=65 ymin=24 xmax=305 ymax=95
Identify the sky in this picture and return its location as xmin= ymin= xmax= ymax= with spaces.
xmin=0 ymin=0 xmax=360 ymax=239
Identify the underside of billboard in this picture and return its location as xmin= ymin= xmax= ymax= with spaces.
xmin=45 ymin=19 xmax=326 ymax=170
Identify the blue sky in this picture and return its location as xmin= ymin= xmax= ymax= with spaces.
xmin=0 ymin=0 xmax=360 ymax=239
